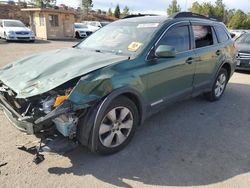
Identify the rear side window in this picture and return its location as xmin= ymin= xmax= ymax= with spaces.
xmin=214 ymin=26 xmax=229 ymax=43
xmin=158 ymin=25 xmax=190 ymax=53
xmin=192 ymin=25 xmax=213 ymax=48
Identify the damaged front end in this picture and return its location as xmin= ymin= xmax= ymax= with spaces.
xmin=0 ymin=80 xmax=82 ymax=138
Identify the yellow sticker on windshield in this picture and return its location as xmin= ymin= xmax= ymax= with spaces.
xmin=128 ymin=42 xmax=143 ymax=52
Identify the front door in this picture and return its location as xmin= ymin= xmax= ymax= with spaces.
xmin=146 ymin=23 xmax=196 ymax=105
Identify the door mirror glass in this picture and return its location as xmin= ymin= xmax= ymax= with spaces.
xmin=155 ymin=45 xmax=176 ymax=58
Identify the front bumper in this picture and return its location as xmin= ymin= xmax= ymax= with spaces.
xmin=6 ymin=34 xmax=35 ymax=41
xmin=0 ymin=94 xmax=35 ymax=134
xmin=0 ymin=91 xmax=75 ymax=135
xmin=236 ymin=59 xmax=250 ymax=71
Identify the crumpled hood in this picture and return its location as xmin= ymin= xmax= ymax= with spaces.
xmin=0 ymin=48 xmax=127 ymax=98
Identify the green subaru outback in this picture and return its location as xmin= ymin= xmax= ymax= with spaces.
xmin=0 ymin=12 xmax=237 ymax=154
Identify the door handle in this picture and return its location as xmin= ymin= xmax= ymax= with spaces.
xmin=216 ymin=50 xmax=221 ymax=56
xmin=185 ymin=57 xmax=193 ymax=64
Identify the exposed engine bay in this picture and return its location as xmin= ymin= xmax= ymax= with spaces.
xmin=0 ymin=77 xmax=82 ymax=138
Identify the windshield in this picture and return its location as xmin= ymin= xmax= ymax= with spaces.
xmin=77 ymin=20 xmax=160 ymax=56
xmin=75 ymin=24 xmax=87 ymax=29
xmin=4 ymin=20 xmax=25 ymax=27
xmin=236 ymin=34 xmax=250 ymax=44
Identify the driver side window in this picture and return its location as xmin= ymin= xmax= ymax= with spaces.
xmin=158 ymin=25 xmax=190 ymax=53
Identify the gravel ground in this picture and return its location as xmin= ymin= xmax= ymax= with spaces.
xmin=0 ymin=39 xmax=250 ymax=188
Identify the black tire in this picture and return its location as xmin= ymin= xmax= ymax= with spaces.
xmin=75 ymin=32 xmax=80 ymax=39
xmin=79 ymin=96 xmax=139 ymax=155
xmin=204 ymin=68 xmax=228 ymax=101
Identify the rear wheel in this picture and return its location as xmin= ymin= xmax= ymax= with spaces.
xmin=204 ymin=68 xmax=228 ymax=101
xmin=89 ymin=96 xmax=139 ymax=154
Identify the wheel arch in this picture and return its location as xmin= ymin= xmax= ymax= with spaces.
xmin=221 ymin=62 xmax=232 ymax=80
xmin=77 ymin=86 xmax=147 ymax=150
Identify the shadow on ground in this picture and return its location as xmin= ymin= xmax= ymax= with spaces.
xmin=48 ymin=83 xmax=250 ymax=187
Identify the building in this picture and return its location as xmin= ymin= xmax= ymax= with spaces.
xmin=21 ymin=8 xmax=79 ymax=40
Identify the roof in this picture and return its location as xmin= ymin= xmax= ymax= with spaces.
xmin=119 ymin=16 xmax=170 ymax=23
xmin=21 ymin=8 xmax=77 ymax=15
xmin=121 ymin=12 xmax=220 ymax=25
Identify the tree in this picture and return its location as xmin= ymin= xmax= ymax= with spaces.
xmin=114 ymin=4 xmax=121 ymax=18
xmin=107 ymin=8 xmax=113 ymax=17
xmin=82 ymin=0 xmax=93 ymax=14
xmin=34 ymin=0 xmax=56 ymax=8
xmin=167 ymin=0 xmax=181 ymax=16
xmin=213 ymin=0 xmax=226 ymax=21
xmin=122 ymin=6 xmax=130 ymax=17
xmin=189 ymin=0 xmax=250 ymax=29
xmin=228 ymin=10 xmax=247 ymax=29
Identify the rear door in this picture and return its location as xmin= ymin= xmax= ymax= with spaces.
xmin=191 ymin=23 xmax=221 ymax=92
xmin=145 ymin=22 xmax=196 ymax=105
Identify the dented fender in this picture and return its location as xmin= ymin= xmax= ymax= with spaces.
xmin=68 ymin=67 xmax=146 ymax=111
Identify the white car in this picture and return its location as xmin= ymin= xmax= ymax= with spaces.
xmin=0 ymin=19 xmax=35 ymax=42
xmin=74 ymin=23 xmax=93 ymax=39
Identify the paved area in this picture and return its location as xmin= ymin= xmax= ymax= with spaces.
xmin=0 ymin=40 xmax=250 ymax=188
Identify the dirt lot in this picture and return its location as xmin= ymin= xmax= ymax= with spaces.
xmin=0 ymin=40 xmax=250 ymax=188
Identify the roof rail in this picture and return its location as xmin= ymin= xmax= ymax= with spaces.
xmin=122 ymin=14 xmax=158 ymax=19
xmin=170 ymin=12 xmax=216 ymax=21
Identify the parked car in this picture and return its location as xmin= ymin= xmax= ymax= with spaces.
xmin=235 ymin=33 xmax=250 ymax=71
xmin=230 ymin=30 xmax=246 ymax=40
xmin=0 ymin=12 xmax=237 ymax=155
xmin=74 ymin=23 xmax=93 ymax=39
xmin=82 ymin=21 xmax=110 ymax=28
xmin=0 ymin=19 xmax=35 ymax=42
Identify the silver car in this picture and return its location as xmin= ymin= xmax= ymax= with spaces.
xmin=0 ymin=19 xmax=35 ymax=42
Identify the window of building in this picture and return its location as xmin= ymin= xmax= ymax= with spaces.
xmin=48 ymin=15 xmax=59 ymax=27
xmin=158 ymin=25 xmax=190 ymax=53
xmin=39 ymin=14 xmax=45 ymax=26
xmin=214 ymin=26 xmax=229 ymax=43
xmin=192 ymin=25 xmax=214 ymax=48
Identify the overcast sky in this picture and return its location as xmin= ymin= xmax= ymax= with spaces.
xmin=57 ymin=0 xmax=250 ymax=14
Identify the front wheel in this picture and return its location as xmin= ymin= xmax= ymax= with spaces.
xmin=204 ymin=68 xmax=228 ymax=101
xmin=91 ymin=96 xmax=139 ymax=154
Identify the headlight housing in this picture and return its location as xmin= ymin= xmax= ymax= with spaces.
xmin=7 ymin=31 xmax=15 ymax=35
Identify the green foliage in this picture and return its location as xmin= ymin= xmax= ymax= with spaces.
xmin=122 ymin=6 xmax=130 ymax=17
xmin=82 ymin=0 xmax=93 ymax=14
xmin=190 ymin=0 xmax=250 ymax=29
xmin=107 ymin=8 xmax=113 ymax=17
xmin=167 ymin=0 xmax=181 ymax=16
xmin=34 ymin=0 xmax=56 ymax=8
xmin=114 ymin=4 xmax=121 ymax=18
xmin=228 ymin=10 xmax=247 ymax=29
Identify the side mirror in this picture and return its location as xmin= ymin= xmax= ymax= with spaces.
xmin=155 ymin=45 xmax=176 ymax=58
xmin=230 ymin=33 xmax=236 ymax=38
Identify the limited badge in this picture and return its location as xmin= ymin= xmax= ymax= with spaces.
xmin=128 ymin=42 xmax=143 ymax=52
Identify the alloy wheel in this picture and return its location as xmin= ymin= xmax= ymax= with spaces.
xmin=99 ymin=106 xmax=133 ymax=148
xmin=214 ymin=73 xmax=227 ymax=97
